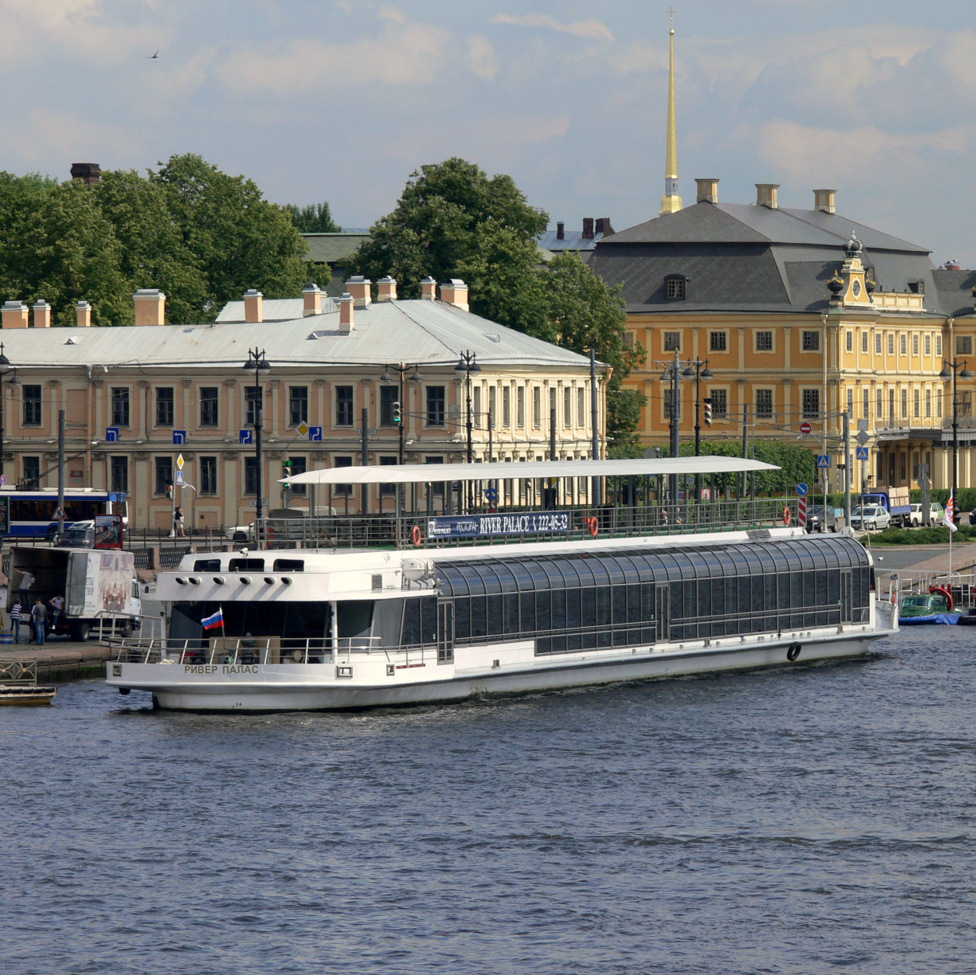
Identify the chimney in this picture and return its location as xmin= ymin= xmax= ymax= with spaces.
xmin=582 ymin=217 xmax=594 ymax=239
xmin=1 ymin=300 xmax=28 ymax=329
xmin=76 ymin=300 xmax=92 ymax=328
xmin=945 ymin=259 xmax=961 ymax=271
xmin=345 ymin=275 xmax=371 ymax=309
xmin=133 ymin=288 xmax=166 ymax=326
xmin=439 ymin=279 xmax=469 ymax=312
xmin=421 ymin=276 xmax=437 ymax=300
xmin=556 ymin=221 xmax=565 ymax=240
xmin=243 ymin=288 xmax=263 ymax=323
xmin=302 ymin=282 xmax=323 ymax=317
xmin=696 ymin=178 xmax=720 ymax=204
xmin=70 ymin=162 xmax=100 ymax=185
xmin=32 ymin=299 xmax=51 ymax=328
xmin=376 ymin=276 xmax=398 ymax=302
xmin=338 ymin=293 xmax=354 ymax=333
xmin=599 ymin=217 xmax=614 ymax=235
xmin=756 ymin=183 xmax=779 ymax=209
xmin=814 ymin=188 xmax=836 ymax=214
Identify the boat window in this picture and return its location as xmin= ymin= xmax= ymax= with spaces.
xmin=337 ymin=600 xmax=374 ymax=644
xmin=229 ymin=558 xmax=265 ymax=571
xmin=193 ymin=558 xmax=222 ymax=572
xmin=273 ymin=559 xmax=305 ymax=572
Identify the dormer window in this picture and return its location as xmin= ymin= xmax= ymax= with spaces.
xmin=665 ymin=274 xmax=686 ymax=300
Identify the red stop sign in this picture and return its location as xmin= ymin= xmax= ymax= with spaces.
xmin=800 ymin=422 xmax=812 ymax=434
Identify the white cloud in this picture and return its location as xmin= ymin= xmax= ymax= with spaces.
xmin=491 ymin=13 xmax=614 ymax=45
xmin=467 ymin=34 xmax=499 ymax=80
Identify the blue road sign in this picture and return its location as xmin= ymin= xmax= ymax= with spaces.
xmin=240 ymin=429 xmax=253 ymax=445
xmin=105 ymin=426 xmax=120 ymax=442
xmin=817 ymin=454 xmax=830 ymax=469
xmin=796 ymin=483 xmax=809 ymax=496
xmin=176 ymin=470 xmax=184 ymax=485
xmin=855 ymin=446 xmax=869 ymax=461
xmin=173 ymin=430 xmax=187 ymax=445
xmin=484 ymin=487 xmax=498 ymax=502
xmin=309 ymin=425 xmax=323 ymax=442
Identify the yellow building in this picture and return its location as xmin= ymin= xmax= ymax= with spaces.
xmin=589 ymin=180 xmax=976 ymax=495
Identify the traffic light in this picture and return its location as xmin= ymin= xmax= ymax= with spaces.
xmin=282 ymin=459 xmax=292 ymax=488
xmin=703 ymin=398 xmax=713 ymax=426
xmin=165 ymin=484 xmax=173 ymax=499
xmin=393 ymin=401 xmax=402 ymax=424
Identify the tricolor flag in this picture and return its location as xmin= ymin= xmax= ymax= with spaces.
xmin=944 ymin=493 xmax=958 ymax=533
xmin=201 ymin=607 xmax=225 ymax=630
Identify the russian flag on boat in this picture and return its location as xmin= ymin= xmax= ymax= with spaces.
xmin=201 ymin=607 xmax=224 ymax=630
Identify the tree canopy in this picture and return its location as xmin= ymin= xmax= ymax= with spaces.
xmin=284 ymin=202 xmax=341 ymax=233
xmin=0 ymin=154 xmax=313 ymax=325
xmin=349 ymin=158 xmax=645 ymax=452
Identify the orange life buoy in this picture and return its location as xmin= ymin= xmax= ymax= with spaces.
xmin=411 ymin=524 xmax=422 ymax=547
xmin=929 ymin=585 xmax=954 ymax=611
xmin=783 ymin=506 xmax=792 ymax=526
xmin=587 ymin=516 xmax=599 ymax=538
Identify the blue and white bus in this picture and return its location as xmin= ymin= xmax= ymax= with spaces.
xmin=0 ymin=488 xmax=124 ymax=539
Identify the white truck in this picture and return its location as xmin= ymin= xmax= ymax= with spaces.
xmin=7 ymin=546 xmax=142 ymax=641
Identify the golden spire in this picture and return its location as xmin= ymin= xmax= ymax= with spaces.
xmin=659 ymin=10 xmax=683 ymax=215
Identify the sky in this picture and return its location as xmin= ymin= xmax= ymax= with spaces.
xmin=2 ymin=0 xmax=976 ymax=266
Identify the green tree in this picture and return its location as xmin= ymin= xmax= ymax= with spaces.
xmin=150 ymin=154 xmax=308 ymax=315
xmin=283 ymin=202 xmax=341 ymax=233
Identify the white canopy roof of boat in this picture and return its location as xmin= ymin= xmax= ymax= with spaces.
xmin=285 ymin=456 xmax=778 ymax=486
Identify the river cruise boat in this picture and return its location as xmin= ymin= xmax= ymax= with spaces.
xmin=107 ymin=458 xmax=898 ymax=712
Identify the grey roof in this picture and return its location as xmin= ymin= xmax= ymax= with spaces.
xmin=931 ymin=268 xmax=976 ymax=319
xmin=589 ymin=200 xmax=949 ymax=315
xmin=0 ymin=298 xmax=593 ymax=372
xmin=302 ymin=232 xmax=370 ymax=266
xmin=215 ymin=296 xmax=339 ymax=323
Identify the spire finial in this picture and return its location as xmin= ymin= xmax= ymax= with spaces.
xmin=659 ymin=12 xmax=682 ymax=215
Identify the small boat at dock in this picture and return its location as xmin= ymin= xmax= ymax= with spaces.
xmin=0 ymin=659 xmax=57 ymax=706
xmin=898 ymin=586 xmax=960 ymax=625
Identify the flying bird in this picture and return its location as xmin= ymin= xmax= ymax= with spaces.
xmin=148 ymin=50 xmax=158 ymax=59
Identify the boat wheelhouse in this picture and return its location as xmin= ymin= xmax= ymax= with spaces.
xmin=107 ymin=458 xmax=898 ymax=711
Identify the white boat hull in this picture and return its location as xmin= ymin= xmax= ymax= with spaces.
xmin=108 ymin=622 xmax=892 ymax=712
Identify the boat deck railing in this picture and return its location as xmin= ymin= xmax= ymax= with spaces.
xmin=0 ymin=658 xmax=40 ymax=685
xmin=243 ymin=497 xmax=795 ymax=551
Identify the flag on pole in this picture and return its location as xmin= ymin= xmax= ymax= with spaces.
xmin=944 ymin=493 xmax=958 ymax=533
xmin=201 ymin=607 xmax=225 ymax=630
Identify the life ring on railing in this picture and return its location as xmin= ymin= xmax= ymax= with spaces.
xmin=787 ymin=642 xmax=801 ymax=661
xmin=929 ymin=585 xmax=954 ymax=611
xmin=783 ymin=506 xmax=792 ymax=526
xmin=411 ymin=524 xmax=422 ymax=547
xmin=587 ymin=516 xmax=599 ymax=538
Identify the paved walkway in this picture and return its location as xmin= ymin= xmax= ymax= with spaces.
xmin=0 ymin=640 xmax=111 ymax=682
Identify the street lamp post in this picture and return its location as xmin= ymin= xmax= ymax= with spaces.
xmin=659 ymin=350 xmax=681 ymax=509
xmin=0 ymin=344 xmax=11 ymax=482
xmin=243 ymin=348 xmax=271 ymax=535
xmin=455 ymin=351 xmax=480 ymax=510
xmin=941 ymin=357 xmax=972 ymax=505
xmin=681 ymin=357 xmax=712 ymax=500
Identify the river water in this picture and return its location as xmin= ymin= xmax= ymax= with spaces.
xmin=3 ymin=626 xmax=975 ymax=975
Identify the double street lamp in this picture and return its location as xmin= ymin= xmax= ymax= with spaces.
xmin=940 ymin=357 xmax=972 ymax=505
xmin=243 ymin=348 xmax=271 ymax=529
xmin=659 ymin=351 xmax=712 ymax=503
xmin=455 ymin=351 xmax=480 ymax=511
xmin=0 ymin=344 xmax=10 ymax=481
xmin=381 ymin=363 xmax=424 ymax=463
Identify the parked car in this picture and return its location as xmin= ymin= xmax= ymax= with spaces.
xmin=56 ymin=519 xmax=121 ymax=548
xmin=908 ymin=502 xmax=944 ymax=527
xmin=849 ymin=505 xmax=892 ymax=531
xmin=806 ymin=504 xmax=837 ymax=532
xmin=952 ymin=505 xmax=976 ymax=526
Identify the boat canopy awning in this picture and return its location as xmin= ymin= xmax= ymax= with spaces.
xmin=284 ymin=457 xmax=778 ymax=486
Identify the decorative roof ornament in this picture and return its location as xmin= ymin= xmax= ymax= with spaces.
xmin=845 ymin=231 xmax=863 ymax=258
xmin=827 ymin=269 xmax=844 ymax=294
xmin=658 ymin=12 xmax=683 ymax=216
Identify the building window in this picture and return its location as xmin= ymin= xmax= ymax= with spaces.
xmin=564 ymin=387 xmax=572 ymax=427
xmin=22 ymin=456 xmax=40 ymax=488
xmin=937 ymin=336 xmax=943 ymax=356
xmin=621 ymin=331 xmax=634 ymax=351
xmin=665 ymin=275 xmax=686 ymax=300
xmin=379 ymin=456 xmax=398 ymax=496
xmin=533 ymin=386 xmax=541 ymax=428
xmin=578 ymin=387 xmax=586 ymax=426
xmin=877 ymin=389 xmax=883 ymax=421
xmin=200 ymin=387 xmax=219 ymax=427
xmin=155 ymin=456 xmax=173 ymax=495
xmin=863 ymin=388 xmax=869 ymax=418
xmin=287 ymin=455 xmax=307 ymax=496
xmin=244 ymin=456 xmax=258 ymax=496
xmin=289 ymin=386 xmax=308 ymax=426
xmin=925 ymin=388 xmax=932 ymax=418
xmin=502 ymin=387 xmax=512 ymax=428
xmin=862 ymin=332 xmax=869 ymax=353
xmin=663 ymin=387 xmax=675 ymax=421
xmin=889 ymin=390 xmax=895 ymax=422
xmin=876 ymin=334 xmax=882 ymax=354
xmin=709 ymin=389 xmax=727 ymax=418
xmin=756 ymin=389 xmax=773 ymax=418
xmin=489 ymin=388 xmax=496 ymax=429
xmin=888 ymin=334 xmax=895 ymax=355
xmin=155 ymin=387 xmax=174 ymax=427
xmin=111 ymin=387 xmax=130 ymax=427
xmin=802 ymin=389 xmax=820 ymax=419
xmin=847 ymin=389 xmax=854 ymax=415
xmin=517 ymin=386 xmax=525 ymax=429
xmin=335 ymin=386 xmax=353 ymax=426
xmin=961 ymin=391 xmax=974 ymax=417
xmin=709 ymin=331 xmax=728 ymax=353
xmin=426 ymin=386 xmax=445 ymax=426
xmin=380 ymin=385 xmax=398 ymax=427
xmin=23 ymin=385 xmax=42 ymax=426
xmin=901 ymin=389 xmax=908 ymax=418
xmin=802 ymin=331 xmax=820 ymax=352
xmin=912 ymin=334 xmax=919 ymax=356
xmin=663 ymin=331 xmax=681 ymax=352
xmin=925 ymin=334 xmax=931 ymax=356
xmin=913 ymin=389 xmax=920 ymax=418
xmin=245 ymin=385 xmax=263 ymax=427
xmin=900 ymin=334 xmax=907 ymax=355
xmin=756 ymin=331 xmax=773 ymax=352
xmin=938 ymin=389 xmax=943 ymax=417
xmin=110 ymin=456 xmax=128 ymax=494
xmin=846 ymin=331 xmax=853 ymax=353
xmin=473 ymin=386 xmax=482 ymax=428
xmin=200 ymin=456 xmax=217 ymax=496
xmin=957 ymin=336 xmax=973 ymax=356
xmin=333 ymin=456 xmax=352 ymax=496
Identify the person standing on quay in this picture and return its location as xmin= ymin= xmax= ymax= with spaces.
xmin=31 ymin=598 xmax=47 ymax=645
xmin=174 ymin=506 xmax=185 ymax=537
xmin=10 ymin=599 xmax=22 ymax=644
